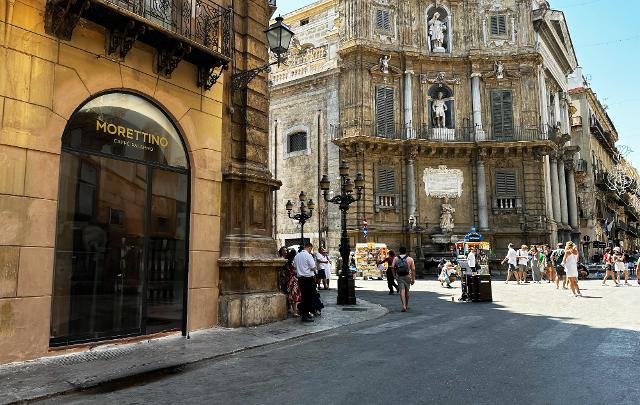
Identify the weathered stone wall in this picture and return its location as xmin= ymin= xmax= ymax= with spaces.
xmin=0 ymin=0 xmax=224 ymax=363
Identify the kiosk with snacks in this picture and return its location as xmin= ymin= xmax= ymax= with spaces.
xmin=455 ymin=229 xmax=493 ymax=302
xmin=355 ymin=243 xmax=388 ymax=279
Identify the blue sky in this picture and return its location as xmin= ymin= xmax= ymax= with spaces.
xmin=274 ymin=0 xmax=640 ymax=167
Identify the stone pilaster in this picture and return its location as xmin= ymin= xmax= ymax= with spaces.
xmin=566 ymin=160 xmax=579 ymax=230
xmin=549 ymin=155 xmax=562 ymax=223
xmin=557 ymin=158 xmax=569 ymax=226
xmin=476 ymin=150 xmax=489 ymax=232
xmin=218 ymin=0 xmax=286 ymax=327
xmin=404 ymin=70 xmax=415 ymax=139
xmin=471 ymin=72 xmax=484 ymax=140
xmin=406 ymin=147 xmax=417 ymax=219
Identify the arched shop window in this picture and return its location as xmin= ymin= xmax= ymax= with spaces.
xmin=51 ymin=92 xmax=191 ymax=346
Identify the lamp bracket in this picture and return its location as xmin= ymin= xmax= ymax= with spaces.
xmin=198 ymin=63 xmax=228 ymax=91
xmin=231 ymin=62 xmax=277 ymax=91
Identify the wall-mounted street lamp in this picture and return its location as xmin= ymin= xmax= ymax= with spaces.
xmin=286 ymin=191 xmax=315 ymax=251
xmin=231 ymin=16 xmax=294 ymax=91
xmin=320 ymin=161 xmax=365 ymax=305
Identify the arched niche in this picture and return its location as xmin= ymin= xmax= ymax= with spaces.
xmin=426 ymin=4 xmax=453 ymax=54
xmin=427 ymin=84 xmax=455 ymax=129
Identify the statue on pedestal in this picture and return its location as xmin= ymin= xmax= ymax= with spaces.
xmin=440 ymin=199 xmax=455 ymax=233
xmin=379 ymin=55 xmax=390 ymax=74
xmin=432 ymin=91 xmax=449 ymax=128
xmin=428 ymin=12 xmax=447 ymax=53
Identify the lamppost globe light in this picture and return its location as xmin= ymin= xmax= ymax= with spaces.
xmin=344 ymin=178 xmax=355 ymax=193
xmin=299 ymin=191 xmax=306 ymax=202
xmin=355 ymin=172 xmax=365 ymax=189
xmin=286 ymin=200 xmax=293 ymax=211
xmin=320 ymin=175 xmax=330 ymax=191
xmin=339 ymin=160 xmax=349 ymax=176
xmin=265 ymin=16 xmax=294 ymax=63
xmin=307 ymin=199 xmax=316 ymax=211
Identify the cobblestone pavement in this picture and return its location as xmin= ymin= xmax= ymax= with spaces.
xmin=46 ymin=279 xmax=640 ymax=405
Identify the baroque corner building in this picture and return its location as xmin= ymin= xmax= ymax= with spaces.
xmin=269 ymin=0 xmax=583 ymax=272
xmin=0 ymin=0 xmax=284 ymax=364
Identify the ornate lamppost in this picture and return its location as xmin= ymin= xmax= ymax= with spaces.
xmin=320 ymin=161 xmax=365 ymax=305
xmin=286 ymin=191 xmax=315 ymax=250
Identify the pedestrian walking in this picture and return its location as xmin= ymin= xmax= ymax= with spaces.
xmin=562 ymin=241 xmax=582 ymax=297
xmin=285 ymin=249 xmax=301 ymax=317
xmin=601 ymin=247 xmax=618 ymax=286
xmin=378 ymin=250 xmax=398 ymax=294
xmin=612 ymin=247 xmax=625 ymax=287
xmin=392 ymin=247 xmax=415 ymax=312
xmin=551 ymin=243 xmax=567 ymax=289
xmin=544 ymin=245 xmax=554 ymax=283
xmin=517 ymin=245 xmax=530 ymax=283
xmin=316 ymin=247 xmax=330 ymax=290
xmin=529 ymin=246 xmax=540 ymax=283
xmin=501 ymin=243 xmax=519 ymax=284
xmin=623 ymin=252 xmax=632 ymax=286
xmin=294 ymin=242 xmax=318 ymax=322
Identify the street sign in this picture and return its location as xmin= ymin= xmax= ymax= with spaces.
xmin=592 ymin=241 xmax=607 ymax=248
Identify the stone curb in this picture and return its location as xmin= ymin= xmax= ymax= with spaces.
xmin=0 ymin=293 xmax=388 ymax=404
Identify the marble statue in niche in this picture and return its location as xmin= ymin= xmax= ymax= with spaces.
xmin=495 ymin=61 xmax=504 ymax=79
xmin=432 ymin=91 xmax=448 ymax=128
xmin=379 ymin=55 xmax=390 ymax=74
xmin=428 ymin=12 xmax=447 ymax=53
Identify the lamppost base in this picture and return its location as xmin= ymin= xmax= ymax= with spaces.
xmin=337 ymin=275 xmax=356 ymax=305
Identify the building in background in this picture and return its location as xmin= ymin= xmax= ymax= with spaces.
xmin=0 ymin=0 xmax=284 ymax=364
xmin=270 ymin=0 xmax=584 ymax=272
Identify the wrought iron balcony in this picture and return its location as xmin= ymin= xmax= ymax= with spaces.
xmin=331 ymin=121 xmax=553 ymax=144
xmin=45 ymin=0 xmax=232 ymax=89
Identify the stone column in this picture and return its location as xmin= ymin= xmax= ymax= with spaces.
xmin=404 ymin=71 xmax=415 ymax=139
xmin=406 ymin=149 xmax=417 ymax=219
xmin=549 ymin=156 xmax=562 ymax=223
xmin=553 ymin=91 xmax=562 ymax=129
xmin=566 ymin=162 xmax=579 ymax=229
xmin=471 ymin=73 xmax=485 ymax=140
xmin=558 ymin=158 xmax=569 ymax=226
xmin=476 ymin=152 xmax=489 ymax=232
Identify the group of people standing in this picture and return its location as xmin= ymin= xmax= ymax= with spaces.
xmin=278 ymin=243 xmax=331 ymax=322
xmin=502 ymin=241 xmax=583 ymax=297
xmin=601 ymin=246 xmax=636 ymax=286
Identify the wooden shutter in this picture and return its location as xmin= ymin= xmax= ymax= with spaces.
xmin=376 ymin=10 xmax=390 ymax=30
xmin=495 ymin=171 xmax=516 ymax=196
xmin=490 ymin=15 xmax=507 ymax=35
xmin=376 ymin=87 xmax=395 ymax=137
xmin=491 ymin=90 xmax=514 ymax=140
xmin=378 ymin=168 xmax=396 ymax=193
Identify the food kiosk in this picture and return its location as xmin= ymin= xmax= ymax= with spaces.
xmin=454 ymin=229 xmax=491 ymax=275
xmin=355 ymin=243 xmax=388 ymax=279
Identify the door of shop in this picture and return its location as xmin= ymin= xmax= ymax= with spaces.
xmin=50 ymin=92 xmax=190 ymax=346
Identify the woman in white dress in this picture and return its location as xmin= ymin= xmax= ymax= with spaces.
xmin=562 ymin=241 xmax=582 ymax=297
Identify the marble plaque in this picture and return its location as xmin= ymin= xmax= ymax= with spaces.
xmin=423 ymin=165 xmax=463 ymax=198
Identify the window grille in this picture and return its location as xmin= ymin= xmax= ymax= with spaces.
xmin=288 ymin=132 xmax=307 ymax=153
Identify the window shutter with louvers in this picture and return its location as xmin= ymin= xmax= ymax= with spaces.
xmin=491 ymin=90 xmax=514 ymax=140
xmin=490 ymin=15 xmax=507 ymax=36
xmin=376 ymin=10 xmax=390 ymax=31
xmin=378 ymin=168 xmax=396 ymax=194
xmin=495 ymin=171 xmax=516 ymax=196
xmin=376 ymin=87 xmax=395 ymax=138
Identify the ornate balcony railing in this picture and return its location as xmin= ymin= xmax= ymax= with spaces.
xmin=331 ymin=121 xmax=553 ymax=144
xmin=45 ymin=0 xmax=232 ymax=89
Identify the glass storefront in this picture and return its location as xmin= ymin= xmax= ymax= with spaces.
xmin=50 ymin=92 xmax=190 ymax=346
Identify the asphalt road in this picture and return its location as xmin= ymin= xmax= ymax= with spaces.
xmin=47 ymin=280 xmax=640 ymax=405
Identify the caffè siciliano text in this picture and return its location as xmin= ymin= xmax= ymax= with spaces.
xmin=0 ymin=0 xmax=284 ymax=364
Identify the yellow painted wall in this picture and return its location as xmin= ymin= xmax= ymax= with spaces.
xmin=0 ymin=1 xmax=224 ymax=364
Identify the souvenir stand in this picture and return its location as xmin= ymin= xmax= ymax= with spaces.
xmin=354 ymin=243 xmax=388 ymax=279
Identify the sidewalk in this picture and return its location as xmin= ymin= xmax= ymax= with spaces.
xmin=0 ymin=291 xmax=387 ymax=404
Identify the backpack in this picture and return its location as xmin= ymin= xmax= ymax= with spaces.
xmin=553 ymin=249 xmax=564 ymax=267
xmin=396 ymin=256 xmax=410 ymax=276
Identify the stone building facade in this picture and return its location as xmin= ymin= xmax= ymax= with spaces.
xmin=568 ymin=72 xmax=639 ymax=257
xmin=0 ymin=0 xmax=284 ymax=364
xmin=270 ymin=0 xmax=583 ymax=271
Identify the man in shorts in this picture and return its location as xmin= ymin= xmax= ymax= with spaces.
xmin=501 ymin=243 xmax=519 ymax=284
xmin=392 ymin=246 xmax=415 ymax=312
xmin=517 ymin=245 xmax=530 ymax=283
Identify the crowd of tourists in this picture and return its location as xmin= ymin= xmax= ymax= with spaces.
xmin=499 ymin=241 xmax=639 ymax=297
xmin=277 ymin=243 xmax=330 ymax=322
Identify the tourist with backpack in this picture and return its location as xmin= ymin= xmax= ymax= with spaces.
xmin=551 ymin=243 xmax=567 ymax=290
xmin=392 ymin=246 xmax=415 ymax=312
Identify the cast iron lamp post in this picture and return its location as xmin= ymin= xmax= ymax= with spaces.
xmin=286 ymin=191 xmax=315 ymax=250
xmin=320 ymin=161 xmax=364 ymax=305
